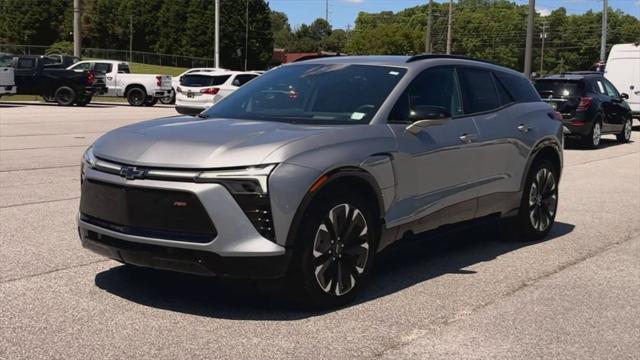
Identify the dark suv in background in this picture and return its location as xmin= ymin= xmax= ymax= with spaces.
xmin=534 ymin=72 xmax=633 ymax=148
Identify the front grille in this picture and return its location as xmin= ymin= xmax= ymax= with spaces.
xmin=80 ymin=180 xmax=216 ymax=243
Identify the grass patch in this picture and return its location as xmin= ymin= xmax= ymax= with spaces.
xmin=129 ymin=63 xmax=187 ymax=76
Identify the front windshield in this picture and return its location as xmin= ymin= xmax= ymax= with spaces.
xmin=201 ymin=64 xmax=407 ymax=124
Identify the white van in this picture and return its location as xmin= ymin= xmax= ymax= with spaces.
xmin=605 ymin=43 xmax=640 ymax=120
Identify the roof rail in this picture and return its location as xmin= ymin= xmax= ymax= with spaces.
xmin=406 ymin=54 xmax=498 ymax=66
xmin=562 ymin=71 xmax=603 ymax=75
xmin=292 ymin=53 xmax=345 ymax=63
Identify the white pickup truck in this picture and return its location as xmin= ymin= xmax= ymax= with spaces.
xmin=67 ymin=60 xmax=172 ymax=106
xmin=0 ymin=54 xmax=16 ymax=97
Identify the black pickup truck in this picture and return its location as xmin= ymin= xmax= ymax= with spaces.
xmin=11 ymin=55 xmax=107 ymax=106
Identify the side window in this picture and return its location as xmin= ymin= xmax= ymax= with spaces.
xmin=233 ymin=74 xmax=258 ymax=87
xmin=71 ymin=62 xmax=92 ymax=70
xmin=117 ymin=63 xmax=130 ymax=73
xmin=494 ymin=72 xmax=540 ymax=102
xmin=17 ymin=58 xmax=36 ymax=69
xmin=595 ymin=80 xmax=607 ymax=95
xmin=493 ymin=73 xmax=513 ymax=106
xmin=94 ymin=62 xmax=112 ymax=73
xmin=602 ymin=79 xmax=620 ymax=99
xmin=389 ymin=67 xmax=462 ymax=123
xmin=459 ymin=68 xmax=499 ymax=114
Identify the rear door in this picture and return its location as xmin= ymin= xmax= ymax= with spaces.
xmin=460 ymin=68 xmax=530 ymax=217
xmin=13 ymin=57 xmax=39 ymax=94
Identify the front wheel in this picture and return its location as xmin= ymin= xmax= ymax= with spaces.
xmin=42 ymin=93 xmax=56 ymax=103
xmin=508 ymin=160 xmax=559 ymax=241
xmin=616 ymin=117 xmax=632 ymax=143
xmin=75 ymin=96 xmax=92 ymax=106
xmin=159 ymin=92 xmax=175 ymax=104
xmin=287 ymin=192 xmax=378 ymax=309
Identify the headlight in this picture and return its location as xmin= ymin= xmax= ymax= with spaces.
xmin=82 ymin=146 xmax=97 ymax=168
xmin=80 ymin=146 xmax=96 ymax=184
xmin=194 ymin=164 xmax=276 ymax=194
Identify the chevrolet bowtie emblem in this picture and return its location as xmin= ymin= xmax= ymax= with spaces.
xmin=119 ymin=166 xmax=146 ymax=180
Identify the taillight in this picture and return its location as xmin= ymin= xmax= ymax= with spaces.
xmin=156 ymin=75 xmax=162 ymax=87
xmin=576 ymin=97 xmax=592 ymax=112
xmin=200 ymin=87 xmax=220 ymax=95
xmin=87 ymin=70 xmax=95 ymax=85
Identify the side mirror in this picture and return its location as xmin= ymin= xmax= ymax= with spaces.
xmin=406 ymin=106 xmax=452 ymax=135
xmin=620 ymin=93 xmax=629 ymax=100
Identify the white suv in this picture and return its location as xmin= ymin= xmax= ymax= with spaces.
xmin=175 ymin=71 xmax=259 ymax=115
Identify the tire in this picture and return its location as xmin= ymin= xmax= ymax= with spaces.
xmin=54 ymin=86 xmax=76 ymax=106
xmin=159 ymin=92 xmax=175 ymax=104
xmin=42 ymin=93 xmax=56 ymax=103
xmin=75 ymin=96 xmax=92 ymax=106
xmin=581 ymin=118 xmax=602 ymax=149
xmin=507 ymin=160 xmax=559 ymax=242
xmin=144 ymin=96 xmax=158 ymax=106
xmin=126 ymin=87 xmax=146 ymax=106
xmin=616 ymin=117 xmax=632 ymax=143
xmin=287 ymin=190 xmax=379 ymax=309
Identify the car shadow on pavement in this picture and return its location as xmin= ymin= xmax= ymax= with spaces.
xmin=94 ymin=221 xmax=574 ymax=320
xmin=564 ymin=137 xmax=633 ymax=150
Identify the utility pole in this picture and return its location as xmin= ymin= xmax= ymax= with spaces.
xmin=539 ymin=22 xmax=548 ymax=75
xmin=425 ymin=0 xmax=433 ymax=54
xmin=214 ymin=0 xmax=220 ymax=68
xmin=600 ymin=0 xmax=608 ymax=62
xmin=325 ymin=0 xmax=329 ymax=23
xmin=446 ymin=0 xmax=453 ymax=54
xmin=73 ymin=0 xmax=81 ymax=57
xmin=129 ymin=14 xmax=133 ymax=62
xmin=244 ymin=0 xmax=249 ymax=71
xmin=524 ymin=0 xmax=535 ymax=78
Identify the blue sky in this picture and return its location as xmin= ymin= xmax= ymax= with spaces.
xmin=269 ymin=0 xmax=640 ymax=29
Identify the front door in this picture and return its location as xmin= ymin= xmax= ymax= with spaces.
xmin=386 ymin=66 xmax=479 ymax=231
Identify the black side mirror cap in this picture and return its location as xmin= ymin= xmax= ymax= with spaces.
xmin=409 ymin=105 xmax=452 ymax=122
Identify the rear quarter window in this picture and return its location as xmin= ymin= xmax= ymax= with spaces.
xmin=496 ymin=72 xmax=541 ymax=102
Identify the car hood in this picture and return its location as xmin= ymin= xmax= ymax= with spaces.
xmin=92 ymin=116 xmax=343 ymax=168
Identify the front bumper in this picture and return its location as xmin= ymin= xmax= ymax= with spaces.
xmin=79 ymin=227 xmax=291 ymax=278
xmin=78 ymin=167 xmax=288 ymax=278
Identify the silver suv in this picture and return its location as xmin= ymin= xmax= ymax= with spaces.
xmin=79 ymin=55 xmax=563 ymax=307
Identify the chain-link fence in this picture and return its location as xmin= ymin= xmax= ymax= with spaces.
xmin=0 ymin=44 xmax=216 ymax=68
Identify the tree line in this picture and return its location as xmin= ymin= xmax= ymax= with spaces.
xmin=1 ymin=0 xmax=638 ymax=72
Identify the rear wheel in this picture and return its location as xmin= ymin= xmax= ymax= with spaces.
xmin=616 ymin=117 xmax=632 ymax=143
xmin=507 ymin=160 xmax=558 ymax=241
xmin=54 ymin=86 xmax=76 ymax=106
xmin=581 ymin=119 xmax=602 ymax=149
xmin=144 ymin=96 xmax=158 ymax=106
xmin=126 ymin=87 xmax=146 ymax=106
xmin=287 ymin=192 xmax=378 ymax=309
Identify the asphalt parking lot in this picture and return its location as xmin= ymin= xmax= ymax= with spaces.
xmin=1 ymin=102 xmax=639 ymax=359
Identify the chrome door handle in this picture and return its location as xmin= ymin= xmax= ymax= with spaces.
xmin=459 ymin=133 xmax=477 ymax=143
xmin=517 ymin=124 xmax=530 ymax=133
xmin=107 ymin=76 xmax=113 ymax=81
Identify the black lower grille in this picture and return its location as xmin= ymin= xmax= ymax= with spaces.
xmin=80 ymin=180 xmax=216 ymax=243
xmin=233 ymin=194 xmax=275 ymax=241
